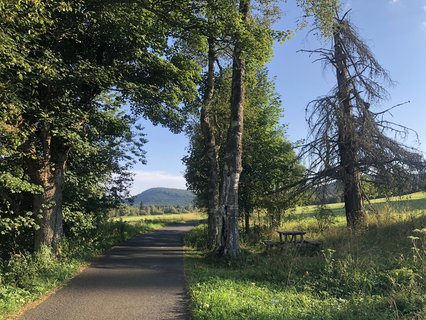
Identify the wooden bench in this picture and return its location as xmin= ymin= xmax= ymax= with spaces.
xmin=264 ymin=231 xmax=322 ymax=253
xmin=263 ymin=240 xmax=287 ymax=251
xmin=302 ymin=239 xmax=322 ymax=248
xmin=277 ymin=230 xmax=306 ymax=243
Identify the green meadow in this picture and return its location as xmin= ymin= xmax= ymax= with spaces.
xmin=185 ymin=194 xmax=426 ymax=320
xmin=113 ymin=211 xmax=203 ymax=224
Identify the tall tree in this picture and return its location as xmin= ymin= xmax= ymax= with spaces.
xmin=0 ymin=0 xmax=199 ymax=251
xmin=215 ymin=0 xmax=338 ymax=255
xmin=216 ymin=0 xmax=250 ymax=256
xmin=182 ymin=0 xmax=339 ymax=254
xmin=200 ymin=35 xmax=222 ymax=248
xmin=239 ymin=70 xmax=304 ymax=233
xmin=184 ymin=67 xmax=303 ymax=239
xmin=302 ymin=11 xmax=425 ymax=228
xmin=181 ymin=0 xmax=278 ymax=251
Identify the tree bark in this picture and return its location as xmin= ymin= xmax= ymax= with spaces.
xmin=334 ymin=27 xmax=366 ymax=229
xmin=25 ymin=127 xmax=69 ymax=252
xmin=244 ymin=209 xmax=250 ymax=234
xmin=216 ymin=0 xmax=249 ymax=257
xmin=200 ymin=36 xmax=221 ymax=249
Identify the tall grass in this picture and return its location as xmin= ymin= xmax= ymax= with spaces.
xmin=185 ymin=197 xmax=426 ymax=320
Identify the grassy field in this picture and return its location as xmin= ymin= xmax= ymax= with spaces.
xmin=185 ymin=194 xmax=426 ymax=320
xmin=113 ymin=211 xmax=203 ymax=224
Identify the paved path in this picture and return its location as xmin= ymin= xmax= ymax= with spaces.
xmin=19 ymin=222 xmax=197 ymax=320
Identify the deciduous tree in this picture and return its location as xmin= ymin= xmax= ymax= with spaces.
xmin=0 ymin=0 xmax=199 ymax=251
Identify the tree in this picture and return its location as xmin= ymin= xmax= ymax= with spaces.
xmin=181 ymin=0 xmax=339 ymax=255
xmin=239 ymin=70 xmax=304 ymax=232
xmin=213 ymin=0 xmax=339 ymax=255
xmin=0 ymin=0 xmax=199 ymax=251
xmin=302 ymin=10 xmax=425 ymax=228
xmin=178 ymin=0 xmax=276 ymax=254
xmin=199 ymin=29 xmax=221 ymax=250
xmin=215 ymin=0 xmax=250 ymax=256
xmin=184 ymin=66 xmax=303 ymax=237
xmin=139 ymin=201 xmax=145 ymax=215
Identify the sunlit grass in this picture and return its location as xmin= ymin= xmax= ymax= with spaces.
xmin=185 ymin=193 xmax=426 ymax=320
xmin=114 ymin=211 xmax=205 ymax=224
xmin=292 ymin=191 xmax=426 ymax=215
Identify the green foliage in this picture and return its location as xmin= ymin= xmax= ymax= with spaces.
xmin=297 ymin=0 xmax=340 ymax=38
xmin=185 ymin=224 xmax=208 ymax=250
xmin=62 ymin=208 xmax=97 ymax=242
xmin=109 ymin=204 xmax=194 ymax=217
xmin=313 ymin=205 xmax=336 ymax=231
xmin=240 ymin=68 xmax=304 ymax=213
xmin=0 ymin=0 xmax=201 ymax=252
xmin=184 ymin=67 xmax=303 ymax=214
xmin=5 ymin=246 xmax=57 ymax=288
xmin=0 ymin=245 xmax=81 ymax=319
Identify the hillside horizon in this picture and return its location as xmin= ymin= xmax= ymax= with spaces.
xmin=131 ymin=187 xmax=195 ymax=206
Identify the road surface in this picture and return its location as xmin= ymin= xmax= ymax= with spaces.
xmin=19 ymin=222 xmax=196 ymax=320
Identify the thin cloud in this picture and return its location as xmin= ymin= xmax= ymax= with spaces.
xmin=424 ymin=4 xmax=426 ymax=12
xmin=130 ymin=170 xmax=186 ymax=195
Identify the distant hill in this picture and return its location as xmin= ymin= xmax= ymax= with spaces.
xmin=131 ymin=188 xmax=195 ymax=206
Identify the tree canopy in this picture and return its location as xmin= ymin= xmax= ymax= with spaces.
xmin=0 ymin=0 xmax=200 ymax=252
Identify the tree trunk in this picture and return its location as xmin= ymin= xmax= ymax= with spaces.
xmin=216 ymin=0 xmax=249 ymax=257
xmin=244 ymin=209 xmax=250 ymax=234
xmin=26 ymin=127 xmax=69 ymax=252
xmin=32 ymin=164 xmax=66 ymax=252
xmin=200 ymin=36 xmax=221 ymax=249
xmin=334 ymin=28 xmax=366 ymax=229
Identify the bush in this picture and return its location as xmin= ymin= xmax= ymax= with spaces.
xmin=313 ymin=205 xmax=336 ymax=231
xmin=3 ymin=245 xmax=72 ymax=290
xmin=185 ymin=224 xmax=208 ymax=250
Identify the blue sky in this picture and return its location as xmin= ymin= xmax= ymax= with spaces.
xmin=130 ymin=0 xmax=426 ymax=195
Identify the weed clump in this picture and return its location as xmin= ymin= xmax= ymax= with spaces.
xmin=313 ymin=205 xmax=337 ymax=231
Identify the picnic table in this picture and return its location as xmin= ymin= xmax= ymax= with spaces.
xmin=264 ymin=230 xmax=321 ymax=252
xmin=277 ymin=230 xmax=306 ymax=243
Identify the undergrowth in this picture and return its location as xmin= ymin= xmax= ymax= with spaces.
xmin=185 ymin=206 xmax=426 ymax=320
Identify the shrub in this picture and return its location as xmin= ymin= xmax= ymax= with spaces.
xmin=5 ymin=246 xmax=56 ymax=288
xmin=313 ymin=205 xmax=336 ymax=231
xmin=185 ymin=224 xmax=208 ymax=250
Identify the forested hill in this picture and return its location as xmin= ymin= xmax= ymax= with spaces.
xmin=131 ymin=188 xmax=195 ymax=206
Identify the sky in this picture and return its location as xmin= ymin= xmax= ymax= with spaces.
xmin=129 ymin=0 xmax=426 ymax=195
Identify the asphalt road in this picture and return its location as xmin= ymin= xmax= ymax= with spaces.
xmin=18 ymin=222 xmax=197 ymax=320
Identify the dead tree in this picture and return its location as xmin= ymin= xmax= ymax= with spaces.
xmin=302 ymin=11 xmax=425 ymax=229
